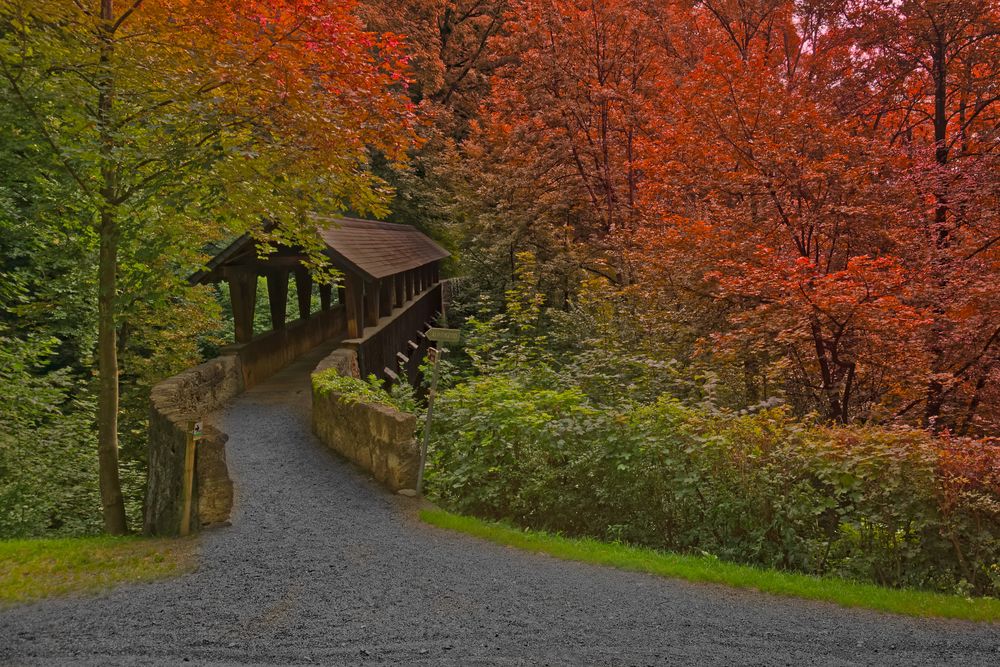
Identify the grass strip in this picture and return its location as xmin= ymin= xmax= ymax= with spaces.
xmin=420 ymin=508 xmax=1000 ymax=623
xmin=0 ymin=535 xmax=195 ymax=607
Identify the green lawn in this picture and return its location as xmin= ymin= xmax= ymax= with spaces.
xmin=421 ymin=508 xmax=1000 ymax=623
xmin=0 ymin=535 xmax=195 ymax=607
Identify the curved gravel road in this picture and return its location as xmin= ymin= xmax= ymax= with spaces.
xmin=3 ymin=343 xmax=999 ymax=666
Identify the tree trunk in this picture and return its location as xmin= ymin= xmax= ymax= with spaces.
xmin=97 ymin=0 xmax=127 ymax=535
xmin=810 ymin=318 xmax=845 ymax=423
xmin=97 ymin=211 xmax=127 ymax=535
xmin=924 ymin=37 xmax=950 ymax=431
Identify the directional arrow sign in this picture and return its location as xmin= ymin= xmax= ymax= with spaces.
xmin=426 ymin=327 xmax=461 ymax=344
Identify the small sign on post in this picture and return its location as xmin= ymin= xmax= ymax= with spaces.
xmin=416 ymin=328 xmax=461 ymax=495
xmin=426 ymin=327 xmax=461 ymax=344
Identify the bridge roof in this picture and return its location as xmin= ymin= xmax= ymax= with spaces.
xmin=191 ymin=216 xmax=449 ymax=284
xmin=316 ymin=216 xmax=449 ymax=280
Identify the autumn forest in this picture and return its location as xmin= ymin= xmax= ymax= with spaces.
xmin=2 ymin=0 xmax=999 ymax=601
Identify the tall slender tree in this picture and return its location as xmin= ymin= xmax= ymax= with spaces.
xmin=0 ymin=0 xmax=417 ymax=533
xmin=851 ymin=0 xmax=1000 ymax=431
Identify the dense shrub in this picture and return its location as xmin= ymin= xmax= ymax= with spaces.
xmin=312 ymin=370 xmax=418 ymax=414
xmin=426 ymin=375 xmax=1000 ymax=596
xmin=0 ymin=336 xmax=103 ymax=537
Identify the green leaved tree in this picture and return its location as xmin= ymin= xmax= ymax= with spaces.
xmin=0 ymin=0 xmax=416 ymax=534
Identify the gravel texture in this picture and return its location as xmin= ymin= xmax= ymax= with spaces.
xmin=3 ymin=343 xmax=999 ymax=666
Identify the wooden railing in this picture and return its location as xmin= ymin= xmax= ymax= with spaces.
xmin=226 ymin=305 xmax=347 ymax=388
xmin=342 ymin=282 xmax=442 ymax=384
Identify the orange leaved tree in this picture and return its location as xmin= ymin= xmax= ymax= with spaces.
xmin=634 ymin=0 xmax=999 ymax=429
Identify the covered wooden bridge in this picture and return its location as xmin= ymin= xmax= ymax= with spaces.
xmin=145 ymin=216 xmax=447 ymax=536
xmin=190 ymin=216 xmax=449 ymax=386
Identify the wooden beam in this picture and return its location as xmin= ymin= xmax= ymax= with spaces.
xmin=230 ymin=255 xmax=309 ymax=270
xmin=379 ymin=279 xmax=393 ymax=317
xmin=365 ymin=280 xmax=380 ymax=328
xmin=345 ymin=273 xmax=364 ymax=338
xmin=228 ymin=270 xmax=257 ymax=344
xmin=337 ymin=285 xmax=346 ymax=306
xmin=267 ymin=271 xmax=289 ymax=330
xmin=319 ymin=283 xmax=332 ymax=311
xmin=404 ymin=270 xmax=414 ymax=300
xmin=295 ymin=270 xmax=313 ymax=320
xmin=394 ymin=273 xmax=405 ymax=307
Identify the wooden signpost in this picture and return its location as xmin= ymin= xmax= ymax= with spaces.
xmin=417 ymin=327 xmax=461 ymax=494
xmin=180 ymin=420 xmax=203 ymax=536
xmin=426 ymin=327 xmax=461 ymax=344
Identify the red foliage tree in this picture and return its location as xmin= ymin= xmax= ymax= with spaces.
xmin=635 ymin=0 xmax=999 ymax=430
xmin=849 ymin=0 xmax=1000 ymax=432
xmin=473 ymin=0 xmax=662 ymax=282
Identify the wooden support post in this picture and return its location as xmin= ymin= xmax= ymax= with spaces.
xmin=365 ymin=280 xmax=380 ymax=328
xmin=228 ymin=270 xmax=257 ymax=344
xmin=266 ymin=271 xmax=289 ymax=330
xmin=337 ymin=285 xmax=346 ymax=306
xmin=394 ymin=273 xmax=405 ymax=307
xmin=295 ymin=270 xmax=313 ymax=320
xmin=319 ymin=283 xmax=332 ymax=311
xmin=431 ymin=262 xmax=440 ymax=283
xmin=345 ymin=273 xmax=364 ymax=338
xmin=179 ymin=421 xmax=196 ymax=536
xmin=404 ymin=270 xmax=414 ymax=300
xmin=417 ymin=267 xmax=426 ymax=293
xmin=379 ymin=278 xmax=393 ymax=317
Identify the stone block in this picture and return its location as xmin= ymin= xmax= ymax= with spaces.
xmin=197 ymin=425 xmax=233 ymax=527
xmin=145 ymin=353 xmax=241 ymax=536
xmin=311 ymin=348 xmax=420 ymax=492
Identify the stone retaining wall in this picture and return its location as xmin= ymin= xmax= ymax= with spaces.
xmin=311 ymin=349 xmax=420 ymax=492
xmin=144 ymin=354 xmax=241 ymax=535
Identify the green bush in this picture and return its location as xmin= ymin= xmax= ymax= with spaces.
xmin=425 ymin=374 xmax=1000 ymax=596
xmin=0 ymin=336 xmax=103 ymax=537
xmin=312 ymin=369 xmax=418 ymax=414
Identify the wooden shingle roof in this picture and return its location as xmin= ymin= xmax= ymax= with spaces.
xmin=190 ymin=216 xmax=448 ymax=284
xmin=316 ymin=216 xmax=449 ymax=281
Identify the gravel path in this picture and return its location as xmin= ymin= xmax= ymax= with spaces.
xmin=2 ymin=343 xmax=999 ymax=666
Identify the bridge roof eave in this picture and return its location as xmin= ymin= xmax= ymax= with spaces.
xmin=189 ymin=216 xmax=449 ymax=286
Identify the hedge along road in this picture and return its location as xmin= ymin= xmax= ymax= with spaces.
xmin=2 ymin=344 xmax=999 ymax=666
